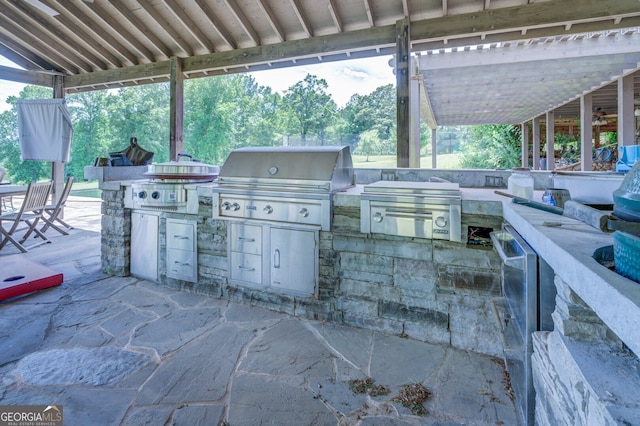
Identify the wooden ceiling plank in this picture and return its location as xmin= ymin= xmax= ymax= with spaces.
xmin=224 ymin=0 xmax=261 ymax=46
xmin=442 ymin=0 xmax=448 ymax=17
xmin=6 ymin=0 xmax=108 ymax=71
xmin=106 ymin=0 xmax=173 ymax=59
xmin=45 ymin=0 xmax=139 ymax=66
xmin=163 ymin=0 xmax=216 ymax=53
xmin=327 ymin=0 xmax=344 ymax=33
xmin=0 ymin=16 xmax=77 ymax=74
xmin=256 ymin=0 xmax=286 ymax=42
xmin=289 ymin=0 xmax=314 ymax=37
xmin=1 ymin=3 xmax=93 ymax=73
xmin=86 ymin=1 xmax=156 ymax=63
xmin=137 ymin=0 xmax=193 ymax=56
xmin=193 ymin=0 xmax=237 ymax=49
xmin=363 ymin=0 xmax=375 ymax=27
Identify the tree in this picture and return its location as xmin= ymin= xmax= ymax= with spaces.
xmin=459 ymin=124 xmax=521 ymax=169
xmin=283 ymin=74 xmax=337 ymax=146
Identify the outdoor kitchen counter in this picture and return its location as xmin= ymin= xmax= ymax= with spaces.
xmin=502 ymin=200 xmax=640 ymax=358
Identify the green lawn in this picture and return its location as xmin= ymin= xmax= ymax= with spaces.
xmin=352 ymin=153 xmax=461 ymax=169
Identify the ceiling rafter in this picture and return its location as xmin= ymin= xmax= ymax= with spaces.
xmin=106 ymin=0 xmax=172 ymax=60
xmin=46 ymin=0 xmax=140 ymax=67
xmin=162 ymin=0 xmax=216 ymax=53
xmin=137 ymin=0 xmax=193 ymax=57
xmin=1 ymin=2 xmax=93 ymax=73
xmin=0 ymin=37 xmax=52 ymax=71
xmin=256 ymin=0 xmax=285 ymax=42
xmin=33 ymin=1 xmax=123 ymax=69
xmin=327 ymin=0 xmax=343 ymax=33
xmin=193 ymin=0 xmax=237 ymax=50
xmin=401 ymin=0 xmax=409 ymax=17
xmin=0 ymin=15 xmax=78 ymax=74
xmin=6 ymin=0 xmax=107 ymax=71
xmin=442 ymin=0 xmax=448 ymax=17
xmin=84 ymin=0 xmax=156 ymax=63
xmin=363 ymin=0 xmax=375 ymax=27
xmin=290 ymin=0 xmax=314 ymax=37
xmin=225 ymin=0 xmax=261 ymax=46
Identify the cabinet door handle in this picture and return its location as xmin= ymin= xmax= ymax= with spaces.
xmin=237 ymin=265 xmax=255 ymax=272
xmin=173 ymin=235 xmax=189 ymax=240
xmin=237 ymin=237 xmax=255 ymax=242
xmin=173 ymin=261 xmax=190 ymax=266
xmin=273 ymin=249 xmax=280 ymax=269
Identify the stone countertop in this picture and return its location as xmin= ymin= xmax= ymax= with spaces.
xmin=502 ymin=200 xmax=640 ymax=358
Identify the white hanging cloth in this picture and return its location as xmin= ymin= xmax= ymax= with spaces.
xmin=17 ymin=98 xmax=73 ymax=162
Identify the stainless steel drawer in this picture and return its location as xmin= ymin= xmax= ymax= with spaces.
xmin=230 ymin=223 xmax=262 ymax=254
xmin=167 ymin=220 xmax=196 ymax=251
xmin=230 ymin=251 xmax=262 ymax=284
xmin=167 ymin=248 xmax=197 ymax=281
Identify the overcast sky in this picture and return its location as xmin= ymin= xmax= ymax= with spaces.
xmin=0 ymin=54 xmax=395 ymax=112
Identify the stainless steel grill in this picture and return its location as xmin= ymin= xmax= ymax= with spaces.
xmin=213 ymin=146 xmax=354 ymax=230
xmin=360 ymin=181 xmax=462 ymax=242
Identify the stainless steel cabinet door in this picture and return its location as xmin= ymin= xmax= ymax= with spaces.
xmin=270 ymin=227 xmax=317 ymax=296
xmin=131 ymin=212 xmax=158 ymax=281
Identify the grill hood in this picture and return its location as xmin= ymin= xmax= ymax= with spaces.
xmin=219 ymin=146 xmax=354 ymax=193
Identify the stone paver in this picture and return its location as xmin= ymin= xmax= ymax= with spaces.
xmin=0 ymin=197 xmax=517 ymax=425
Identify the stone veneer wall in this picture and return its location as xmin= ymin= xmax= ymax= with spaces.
xmin=532 ymin=275 xmax=640 ymax=425
xmin=101 ymin=188 xmax=505 ymax=357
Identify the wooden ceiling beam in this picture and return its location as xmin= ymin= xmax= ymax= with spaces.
xmin=256 ymin=0 xmax=286 ymax=42
xmin=45 ymin=0 xmax=139 ymax=66
xmin=0 ymin=65 xmax=54 ymax=86
xmin=401 ymin=0 xmax=409 ymax=18
xmin=163 ymin=0 xmax=216 ymax=53
xmin=0 ymin=15 xmax=78 ymax=74
xmin=194 ymin=0 xmax=237 ymax=50
xmin=106 ymin=0 xmax=173 ymax=59
xmin=85 ymin=1 xmax=156 ymax=63
xmin=0 ymin=40 xmax=52 ymax=72
xmin=137 ymin=0 xmax=193 ymax=57
xmin=327 ymin=0 xmax=343 ymax=33
xmin=290 ymin=0 xmax=313 ymax=37
xmin=225 ymin=0 xmax=261 ymax=46
xmin=6 ymin=0 xmax=108 ymax=71
xmin=363 ymin=0 xmax=375 ymax=27
xmin=0 ymin=4 xmax=93 ymax=72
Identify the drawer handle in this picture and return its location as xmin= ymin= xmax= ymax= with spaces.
xmin=173 ymin=261 xmax=190 ymax=266
xmin=237 ymin=265 xmax=255 ymax=272
xmin=173 ymin=235 xmax=190 ymax=240
xmin=237 ymin=237 xmax=255 ymax=242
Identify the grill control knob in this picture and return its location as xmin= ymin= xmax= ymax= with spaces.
xmin=373 ymin=212 xmax=383 ymax=223
xmin=299 ymin=208 xmax=309 ymax=217
xmin=151 ymin=191 xmax=160 ymax=200
xmin=263 ymin=205 xmax=273 ymax=214
xmin=435 ymin=216 xmax=447 ymax=228
xmin=221 ymin=202 xmax=231 ymax=211
xmin=231 ymin=203 xmax=241 ymax=211
xmin=138 ymin=191 xmax=147 ymax=199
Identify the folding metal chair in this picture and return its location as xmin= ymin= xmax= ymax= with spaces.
xmin=0 ymin=181 xmax=53 ymax=253
xmin=40 ymin=176 xmax=75 ymax=235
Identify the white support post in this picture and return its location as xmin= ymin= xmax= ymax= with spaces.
xmin=546 ymin=111 xmax=555 ymax=170
xmin=521 ymin=122 xmax=529 ymax=168
xmin=409 ymin=74 xmax=421 ymax=168
xmin=581 ymin=94 xmax=593 ymax=172
xmin=431 ymin=128 xmax=437 ymax=169
xmin=533 ymin=116 xmax=541 ymax=170
xmin=618 ymin=74 xmax=635 ymax=147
